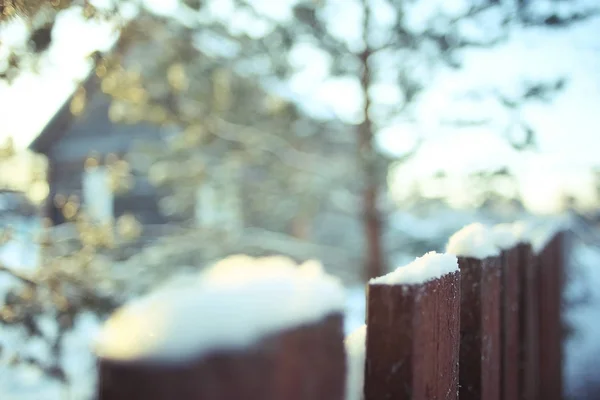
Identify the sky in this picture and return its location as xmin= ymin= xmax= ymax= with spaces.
xmin=0 ymin=0 xmax=599 ymax=214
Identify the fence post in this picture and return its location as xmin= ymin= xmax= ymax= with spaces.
xmin=492 ymin=224 xmax=522 ymax=400
xmin=363 ymin=251 xmax=460 ymax=400
xmin=536 ymin=230 xmax=566 ymax=400
xmin=520 ymin=242 xmax=540 ymax=400
xmin=447 ymin=223 xmax=502 ymax=400
xmin=94 ymin=256 xmax=346 ymax=400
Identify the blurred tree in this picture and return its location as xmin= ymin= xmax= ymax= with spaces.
xmin=3 ymin=0 xmax=600 ymax=280
xmin=0 ymin=0 xmax=599 ymax=394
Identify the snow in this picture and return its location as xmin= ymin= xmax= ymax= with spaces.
xmin=527 ymin=216 xmax=572 ymax=254
xmin=446 ymin=222 xmax=501 ymax=259
xmin=344 ymin=324 xmax=366 ymax=400
xmin=344 ymin=286 xmax=366 ymax=335
xmin=511 ymin=215 xmax=572 ymax=253
xmin=94 ymin=255 xmax=346 ymax=363
xmin=0 ymin=312 xmax=101 ymax=400
xmin=370 ymin=251 xmax=458 ymax=285
xmin=492 ymin=223 xmax=521 ymax=250
xmin=563 ymin=241 xmax=600 ymax=397
xmin=0 ymin=217 xmax=41 ymax=272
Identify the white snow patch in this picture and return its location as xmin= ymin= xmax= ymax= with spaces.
xmin=344 ymin=286 xmax=366 ymax=335
xmin=345 ymin=324 xmax=366 ymax=400
xmin=446 ymin=222 xmax=500 ymax=259
xmin=530 ymin=216 xmax=571 ymax=254
xmin=512 ymin=215 xmax=571 ymax=254
xmin=370 ymin=251 xmax=458 ymax=286
xmin=94 ymin=255 xmax=345 ymax=363
xmin=492 ymin=223 xmax=521 ymax=250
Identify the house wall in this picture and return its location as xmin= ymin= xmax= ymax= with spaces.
xmin=43 ymin=93 xmax=167 ymax=226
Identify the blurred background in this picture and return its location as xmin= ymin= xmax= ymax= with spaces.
xmin=0 ymin=0 xmax=600 ymax=398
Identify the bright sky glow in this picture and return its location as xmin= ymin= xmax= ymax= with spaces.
xmin=0 ymin=1 xmax=599 ymax=213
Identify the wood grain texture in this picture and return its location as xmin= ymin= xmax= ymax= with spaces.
xmin=537 ymin=232 xmax=566 ymax=400
xmin=521 ymin=244 xmax=540 ymax=400
xmin=501 ymin=245 xmax=522 ymax=400
xmin=365 ymin=272 xmax=460 ymax=400
xmin=458 ymin=256 xmax=501 ymax=400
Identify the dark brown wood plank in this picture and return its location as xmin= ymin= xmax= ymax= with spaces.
xmin=501 ymin=245 xmax=522 ymax=400
xmin=458 ymin=256 xmax=501 ymax=400
xmin=537 ymin=232 xmax=566 ymax=400
xmin=364 ymin=272 xmax=460 ymax=400
xmin=522 ymin=244 xmax=540 ymax=400
xmin=97 ymin=314 xmax=345 ymax=400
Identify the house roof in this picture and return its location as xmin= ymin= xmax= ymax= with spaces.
xmin=28 ymin=69 xmax=101 ymax=154
xmin=27 ymin=20 xmax=138 ymax=155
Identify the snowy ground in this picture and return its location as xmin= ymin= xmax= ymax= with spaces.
xmin=0 ymin=218 xmax=101 ymax=400
xmin=563 ymin=240 xmax=600 ymax=397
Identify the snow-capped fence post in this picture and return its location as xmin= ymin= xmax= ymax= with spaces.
xmin=363 ymin=252 xmax=460 ymax=400
xmin=536 ymin=230 xmax=567 ymax=400
xmin=94 ymin=256 xmax=347 ymax=400
xmin=447 ymin=223 xmax=502 ymax=400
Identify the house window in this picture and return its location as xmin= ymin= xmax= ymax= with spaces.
xmin=195 ymin=178 xmax=242 ymax=234
xmin=82 ymin=166 xmax=114 ymax=222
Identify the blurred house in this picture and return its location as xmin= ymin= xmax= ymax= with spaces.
xmin=25 ymin=24 xmax=366 ymax=281
xmin=28 ymin=70 xmax=167 ymax=226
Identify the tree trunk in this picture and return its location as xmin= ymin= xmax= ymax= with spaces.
xmin=358 ymin=0 xmax=385 ymax=281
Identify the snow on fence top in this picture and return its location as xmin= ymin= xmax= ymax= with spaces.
xmin=492 ymin=223 xmax=521 ymax=250
xmin=518 ymin=216 xmax=571 ymax=254
xmin=446 ymin=222 xmax=500 ymax=259
xmin=505 ymin=215 xmax=571 ymax=253
xmin=369 ymin=251 xmax=458 ymax=286
xmin=94 ymin=255 xmax=345 ymax=363
xmin=345 ymin=324 xmax=366 ymax=400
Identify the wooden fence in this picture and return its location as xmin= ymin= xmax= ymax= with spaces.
xmin=93 ymin=223 xmax=568 ymax=400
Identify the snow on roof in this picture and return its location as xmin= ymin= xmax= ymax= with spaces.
xmin=344 ymin=324 xmax=366 ymax=400
xmin=369 ymin=251 xmax=458 ymax=286
xmin=94 ymin=255 xmax=345 ymax=363
xmin=446 ymin=222 xmax=501 ymax=259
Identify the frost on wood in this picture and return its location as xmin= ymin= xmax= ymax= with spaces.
xmin=344 ymin=324 xmax=366 ymax=400
xmin=369 ymin=251 xmax=458 ymax=285
xmin=94 ymin=255 xmax=345 ymax=363
xmin=446 ymin=222 xmax=500 ymax=259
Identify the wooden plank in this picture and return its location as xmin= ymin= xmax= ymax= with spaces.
xmin=458 ymin=256 xmax=501 ymax=400
xmin=364 ymin=271 xmax=460 ymax=400
xmin=537 ymin=232 xmax=565 ymax=400
xmin=98 ymin=314 xmax=345 ymax=400
xmin=521 ymin=244 xmax=540 ymax=400
xmin=501 ymin=245 xmax=522 ymax=400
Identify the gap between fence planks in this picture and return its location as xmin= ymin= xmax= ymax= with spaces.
xmin=364 ymin=271 xmax=461 ymax=400
xmin=97 ymin=314 xmax=346 ymax=400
